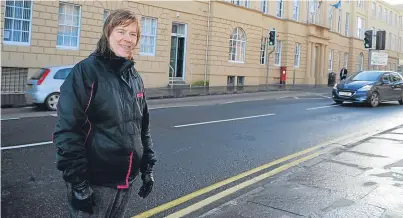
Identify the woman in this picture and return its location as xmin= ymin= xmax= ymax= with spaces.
xmin=53 ymin=9 xmax=157 ymax=217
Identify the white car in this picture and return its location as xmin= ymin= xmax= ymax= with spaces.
xmin=25 ymin=65 xmax=74 ymax=111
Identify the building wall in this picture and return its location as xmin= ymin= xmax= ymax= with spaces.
xmin=2 ymin=0 xmax=403 ymax=95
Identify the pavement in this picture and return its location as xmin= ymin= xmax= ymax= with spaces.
xmin=197 ymin=125 xmax=403 ymax=218
xmin=2 ymin=89 xmax=403 ymax=218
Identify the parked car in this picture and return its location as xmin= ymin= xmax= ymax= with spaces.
xmin=25 ymin=65 xmax=74 ymax=111
xmin=332 ymin=70 xmax=403 ymax=107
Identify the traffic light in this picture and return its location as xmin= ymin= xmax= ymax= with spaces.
xmin=268 ymin=30 xmax=276 ymax=46
xmin=364 ymin=30 xmax=373 ymax=49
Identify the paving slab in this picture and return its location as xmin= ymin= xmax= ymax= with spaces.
xmin=331 ymin=151 xmax=398 ymax=169
xmin=199 ymin=200 xmax=302 ymax=218
xmin=361 ymin=185 xmax=403 ymax=215
xmin=248 ymin=183 xmax=346 ymax=217
xmin=286 ymin=163 xmax=378 ymax=201
xmin=349 ymin=139 xmax=403 ymax=160
xmin=318 ymin=201 xmax=385 ymax=218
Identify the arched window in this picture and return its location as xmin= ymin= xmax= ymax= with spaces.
xmin=228 ymin=27 xmax=246 ymax=63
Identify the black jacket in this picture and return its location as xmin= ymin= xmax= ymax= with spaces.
xmin=53 ymin=50 xmax=156 ymax=188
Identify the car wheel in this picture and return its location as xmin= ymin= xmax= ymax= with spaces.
xmin=334 ymin=100 xmax=343 ymax=104
xmin=369 ymin=92 xmax=380 ymax=107
xmin=45 ymin=93 xmax=60 ymax=111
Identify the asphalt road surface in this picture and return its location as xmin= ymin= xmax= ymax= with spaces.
xmin=2 ymin=91 xmax=403 ymax=218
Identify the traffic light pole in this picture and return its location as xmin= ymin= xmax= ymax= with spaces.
xmin=265 ymin=46 xmax=276 ymax=90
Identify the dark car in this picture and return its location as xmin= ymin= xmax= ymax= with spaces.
xmin=332 ymin=70 xmax=403 ymax=107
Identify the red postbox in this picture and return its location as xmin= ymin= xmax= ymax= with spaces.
xmin=280 ymin=66 xmax=287 ymax=84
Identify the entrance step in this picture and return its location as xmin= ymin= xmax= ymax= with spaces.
xmin=168 ymin=78 xmax=189 ymax=87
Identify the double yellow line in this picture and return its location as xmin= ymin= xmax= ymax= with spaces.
xmin=132 ymin=144 xmax=324 ymax=218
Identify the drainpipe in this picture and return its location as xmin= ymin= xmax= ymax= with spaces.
xmin=204 ymin=0 xmax=212 ymax=87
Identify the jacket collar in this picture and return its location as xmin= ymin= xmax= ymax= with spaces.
xmin=91 ymin=49 xmax=135 ymax=76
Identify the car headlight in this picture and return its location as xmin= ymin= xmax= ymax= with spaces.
xmin=358 ymin=85 xmax=373 ymax=91
xmin=333 ymin=83 xmax=338 ymax=89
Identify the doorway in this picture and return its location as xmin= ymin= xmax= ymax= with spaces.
xmin=169 ymin=23 xmax=187 ymax=79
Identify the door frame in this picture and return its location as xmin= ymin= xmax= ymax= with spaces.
xmin=170 ymin=22 xmax=188 ymax=80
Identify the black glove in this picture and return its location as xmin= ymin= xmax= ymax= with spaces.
xmin=71 ymin=180 xmax=95 ymax=214
xmin=138 ymin=164 xmax=154 ymax=198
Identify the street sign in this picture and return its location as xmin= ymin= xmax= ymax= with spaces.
xmin=371 ymin=51 xmax=388 ymax=66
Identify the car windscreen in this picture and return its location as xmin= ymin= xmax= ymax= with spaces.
xmin=30 ymin=68 xmax=49 ymax=80
xmin=351 ymin=71 xmax=383 ymax=81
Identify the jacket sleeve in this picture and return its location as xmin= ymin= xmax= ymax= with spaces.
xmin=53 ymin=63 xmax=95 ymax=184
xmin=140 ymin=93 xmax=157 ymax=173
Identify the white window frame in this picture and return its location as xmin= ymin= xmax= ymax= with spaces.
xmin=104 ymin=9 xmax=111 ymax=22
xmin=260 ymin=37 xmax=267 ymax=65
xmin=140 ymin=16 xmax=157 ymax=56
xmin=328 ymin=49 xmax=334 ymax=71
xmin=345 ymin=12 xmax=350 ymax=37
xmin=337 ymin=9 xmax=342 ymax=33
xmin=390 ymin=11 xmax=393 ymax=25
xmin=293 ymin=0 xmax=299 ymax=21
xmin=357 ymin=0 xmax=363 ymax=9
xmin=274 ymin=40 xmax=282 ymax=66
xmin=329 ymin=7 xmax=334 ymax=31
xmin=372 ymin=2 xmax=376 ymax=17
xmin=3 ymin=0 xmax=33 ymax=46
xmin=384 ymin=8 xmax=387 ymax=22
xmin=227 ymin=0 xmax=249 ymax=8
xmin=356 ymin=17 xmax=364 ymax=39
xmin=379 ymin=6 xmax=382 ymax=20
xmin=228 ymin=27 xmax=246 ymax=63
xmin=57 ymin=2 xmax=81 ymax=50
xmin=261 ymin=0 xmax=268 ymax=14
xmin=294 ymin=43 xmax=300 ymax=67
xmin=276 ymin=0 xmax=283 ymax=18
xmin=389 ymin=32 xmax=392 ymax=50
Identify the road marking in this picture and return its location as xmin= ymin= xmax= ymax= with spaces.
xmin=165 ymin=152 xmax=320 ymax=218
xmin=173 ymin=113 xmax=276 ymax=128
xmin=1 ymin=141 xmax=53 ymax=150
xmin=132 ymin=124 xmax=398 ymax=218
xmin=306 ymin=105 xmax=340 ymax=110
xmin=1 ymin=117 xmax=20 ymax=121
xmin=131 ymin=143 xmax=329 ymax=218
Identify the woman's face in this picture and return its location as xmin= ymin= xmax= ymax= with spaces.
xmin=109 ymin=22 xmax=138 ymax=59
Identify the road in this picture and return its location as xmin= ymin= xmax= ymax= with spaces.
xmin=2 ymin=90 xmax=403 ymax=218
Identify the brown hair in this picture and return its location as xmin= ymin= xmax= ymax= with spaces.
xmin=95 ymin=9 xmax=141 ymax=56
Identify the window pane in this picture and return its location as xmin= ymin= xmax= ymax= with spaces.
xmin=15 ymin=7 xmax=22 ymax=18
xmin=13 ymin=31 xmax=21 ymax=41
xmin=5 ymin=6 xmax=14 ymax=17
xmin=72 ymin=37 xmax=78 ymax=47
xmin=57 ymin=35 xmax=63 ymax=45
xmin=15 ymin=1 xmax=23 ymax=7
xmin=72 ymin=27 xmax=78 ymax=36
xmin=13 ymin=20 xmax=22 ymax=30
xmin=24 ymin=0 xmax=31 ymax=9
xmin=6 ymin=0 xmax=15 ymax=6
xmin=5 ymin=18 xmax=13 ymax=29
xmin=22 ymin=21 xmax=29 ymax=31
xmin=22 ymin=31 xmax=29 ymax=42
xmin=74 ymin=15 xmax=79 ymax=26
xmin=23 ymin=8 xmax=30 ymax=19
xmin=74 ymin=5 xmax=80 ymax=16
